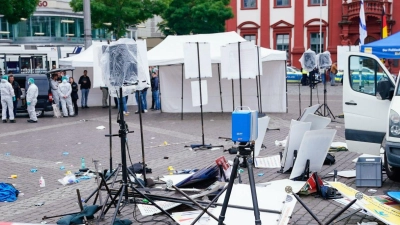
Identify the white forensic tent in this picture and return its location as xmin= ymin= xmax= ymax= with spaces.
xmin=147 ymin=32 xmax=287 ymax=113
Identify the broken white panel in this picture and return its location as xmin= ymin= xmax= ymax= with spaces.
xmin=254 ymin=116 xmax=270 ymax=157
xmin=281 ymin=120 xmax=312 ymax=172
xmin=207 ymin=184 xmax=297 ymax=225
xmin=191 ymin=80 xmax=208 ymax=107
xmin=290 ymin=129 xmax=336 ymax=179
xmin=172 ymin=210 xmax=211 ymax=225
xmin=160 ymin=174 xmax=193 ymax=185
xmin=255 ymin=155 xmax=281 ymax=168
xmin=299 ymin=104 xmax=321 ymax=122
xmin=184 ymin=42 xmax=212 ymax=79
xmin=328 ymin=170 xmax=356 ymax=178
xmin=302 ymin=114 xmax=331 ymax=130
xmin=256 ymin=179 xmax=306 ymax=194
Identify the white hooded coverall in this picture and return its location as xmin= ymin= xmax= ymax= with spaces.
xmin=26 ymin=83 xmax=38 ymax=121
xmin=58 ymin=79 xmax=74 ymax=117
xmin=0 ymin=78 xmax=15 ymax=120
xmin=50 ymin=79 xmax=60 ymax=105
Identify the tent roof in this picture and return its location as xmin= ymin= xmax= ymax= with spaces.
xmin=59 ymin=42 xmax=106 ymax=67
xmin=148 ymin=32 xmax=286 ymax=66
xmin=360 ymin=31 xmax=400 ymax=59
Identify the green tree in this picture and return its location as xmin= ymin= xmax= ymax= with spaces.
xmin=160 ymin=0 xmax=233 ymax=35
xmin=0 ymin=0 xmax=39 ymax=24
xmin=70 ymin=0 xmax=166 ymax=39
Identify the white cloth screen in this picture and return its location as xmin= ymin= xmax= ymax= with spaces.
xmin=191 ymin=80 xmax=208 ymax=107
xmin=183 ymin=42 xmax=212 ymax=79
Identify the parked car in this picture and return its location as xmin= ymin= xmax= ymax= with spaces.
xmin=0 ymin=74 xmax=53 ymax=118
xmin=286 ymin=66 xmax=303 ymax=83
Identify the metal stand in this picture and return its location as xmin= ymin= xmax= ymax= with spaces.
xmin=186 ymin=42 xmax=224 ymax=150
xmin=217 ymin=143 xmax=262 ymax=225
xmin=316 ymin=70 xmax=336 ymax=120
xmin=136 ymin=89 xmax=148 ymax=186
xmin=105 ymin=87 xmax=173 ymax=224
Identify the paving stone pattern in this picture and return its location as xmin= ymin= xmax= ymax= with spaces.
xmin=0 ymin=84 xmax=397 ymax=224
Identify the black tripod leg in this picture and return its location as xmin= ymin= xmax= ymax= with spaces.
xmin=103 ymin=185 xmax=123 ymax=217
xmin=110 ymin=185 xmax=126 ymax=225
xmin=218 ymin=156 xmax=240 ymax=225
xmin=129 ymin=184 xmax=175 ymax=221
xmin=246 ymin=157 xmax=262 ymax=225
xmin=191 ymin=186 xmax=229 ymax=225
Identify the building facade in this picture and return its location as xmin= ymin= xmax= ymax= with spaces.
xmin=226 ymin=0 xmax=400 ymax=71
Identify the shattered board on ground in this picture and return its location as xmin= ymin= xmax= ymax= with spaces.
xmin=207 ymin=184 xmax=297 ymax=225
xmin=330 ymin=182 xmax=400 ymax=225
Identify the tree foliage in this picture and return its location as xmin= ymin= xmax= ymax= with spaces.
xmin=70 ymin=0 xmax=166 ymax=39
xmin=0 ymin=0 xmax=39 ymax=24
xmin=160 ymin=0 xmax=233 ymax=35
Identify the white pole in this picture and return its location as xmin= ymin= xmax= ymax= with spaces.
xmin=83 ymin=0 xmax=92 ymax=49
xmin=319 ymin=0 xmax=322 ymax=53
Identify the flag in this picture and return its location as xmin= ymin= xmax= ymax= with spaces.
xmin=382 ymin=6 xmax=388 ymax=38
xmin=359 ymin=0 xmax=367 ymax=45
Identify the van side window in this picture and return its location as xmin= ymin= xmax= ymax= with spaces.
xmin=349 ymin=56 xmax=391 ymax=96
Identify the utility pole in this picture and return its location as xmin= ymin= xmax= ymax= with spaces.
xmin=83 ymin=0 xmax=92 ymax=49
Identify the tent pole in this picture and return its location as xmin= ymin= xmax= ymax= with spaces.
xmin=232 ymin=80 xmax=235 ymax=111
xmin=196 ymin=43 xmax=205 ymax=146
xmin=238 ymin=42 xmax=243 ymax=106
xmin=218 ymin=63 xmax=223 ymax=113
xmin=181 ymin=64 xmax=184 ymax=120
xmin=258 ymin=75 xmax=263 ymax=114
xmin=256 ymin=47 xmax=261 ymax=113
xmin=285 ymin=61 xmax=289 ymax=113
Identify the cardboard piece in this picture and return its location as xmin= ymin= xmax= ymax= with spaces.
xmin=328 ymin=170 xmax=356 ymax=178
xmin=302 ymin=114 xmax=331 ymax=130
xmin=184 ymin=42 xmax=212 ymax=79
xmin=290 ymin=129 xmax=336 ymax=179
xmin=254 ymin=116 xmax=270 ymax=157
xmin=207 ymin=184 xmax=297 ymax=225
xmin=299 ymin=104 xmax=320 ymax=122
xmin=255 ymin=155 xmax=281 ymax=168
xmin=281 ymin=120 xmax=312 ymax=173
xmin=172 ymin=210 xmax=211 ymax=225
xmin=330 ymin=182 xmax=400 ymax=225
xmin=191 ymin=80 xmax=208 ymax=107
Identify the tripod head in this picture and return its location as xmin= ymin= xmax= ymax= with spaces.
xmin=237 ymin=142 xmax=254 ymax=156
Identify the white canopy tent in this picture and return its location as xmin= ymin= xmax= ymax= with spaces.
xmin=147 ymin=32 xmax=287 ymax=113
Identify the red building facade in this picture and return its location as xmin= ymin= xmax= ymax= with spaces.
xmin=226 ymin=0 xmax=400 ymax=72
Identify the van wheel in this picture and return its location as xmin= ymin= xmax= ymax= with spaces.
xmin=36 ymin=110 xmax=44 ymax=118
xmin=384 ymin=147 xmax=400 ymax=181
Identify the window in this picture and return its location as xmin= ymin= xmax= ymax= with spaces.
xmin=310 ymin=32 xmax=324 ymax=53
xmin=243 ymin=0 xmax=256 ymax=9
xmin=349 ymin=56 xmax=393 ymax=96
xmin=276 ymin=34 xmax=289 ymax=51
xmin=310 ymin=0 xmax=325 ymax=5
xmin=244 ymin=35 xmax=256 ymax=44
xmin=276 ymin=0 xmax=290 ymax=7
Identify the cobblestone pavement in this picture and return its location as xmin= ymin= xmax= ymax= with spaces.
xmin=0 ymin=83 xmax=398 ymax=225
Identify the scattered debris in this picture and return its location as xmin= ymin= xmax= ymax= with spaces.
xmin=96 ymin=125 xmax=106 ymax=130
xmin=368 ymin=189 xmax=377 ymax=194
xmin=35 ymin=202 xmax=45 ymax=206
xmin=163 ymin=141 xmax=169 ymax=146
xmin=30 ymin=169 xmax=38 ymax=173
xmin=79 ymin=119 xmax=88 ymax=122
xmin=62 ymin=152 xmax=69 ymax=155
xmin=58 ymin=174 xmax=79 ymax=186
xmin=358 ymin=222 xmax=378 ymax=225
xmin=8 ymin=175 xmax=17 ymax=179
xmin=254 ymin=155 xmax=281 ymax=168
xmin=151 ymin=137 xmax=155 ymax=139
xmin=4 ymin=152 xmax=10 ymax=156
xmin=60 ymin=166 xmax=65 ymax=170
xmin=164 ymin=156 xmax=169 ymax=159
xmin=55 ymin=162 xmax=63 ymax=164
xmin=257 ymin=173 xmax=264 ymax=176
xmin=77 ymin=142 xmax=82 ymax=145
xmin=328 ymin=170 xmax=356 ymax=178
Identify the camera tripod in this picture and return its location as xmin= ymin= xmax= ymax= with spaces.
xmin=217 ymin=142 xmax=261 ymax=225
xmin=316 ymin=69 xmax=335 ymax=120
xmin=104 ymin=87 xmax=173 ymax=224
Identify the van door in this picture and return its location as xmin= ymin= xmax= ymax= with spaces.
xmin=343 ymin=53 xmax=395 ymax=155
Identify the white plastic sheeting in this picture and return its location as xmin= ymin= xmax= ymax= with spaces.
xmin=159 ymin=60 xmax=286 ymax=113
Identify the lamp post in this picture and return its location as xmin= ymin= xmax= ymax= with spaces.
xmin=83 ymin=0 xmax=92 ymax=49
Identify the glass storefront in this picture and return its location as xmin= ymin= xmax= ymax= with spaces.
xmin=0 ymin=16 xmax=109 ymax=44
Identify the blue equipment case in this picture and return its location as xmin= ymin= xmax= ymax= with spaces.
xmin=232 ymin=107 xmax=258 ymax=142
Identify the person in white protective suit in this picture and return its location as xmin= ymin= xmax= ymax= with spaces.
xmin=58 ymin=76 xmax=74 ymax=117
xmin=26 ymin=78 xmax=38 ymax=123
xmin=50 ymin=74 xmax=60 ymax=105
xmin=0 ymin=75 xmax=16 ymax=123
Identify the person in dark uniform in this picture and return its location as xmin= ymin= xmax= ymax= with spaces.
xmin=69 ymin=77 xmax=79 ymax=115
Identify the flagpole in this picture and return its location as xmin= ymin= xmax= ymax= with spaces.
xmin=319 ymin=0 xmax=322 ymax=54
